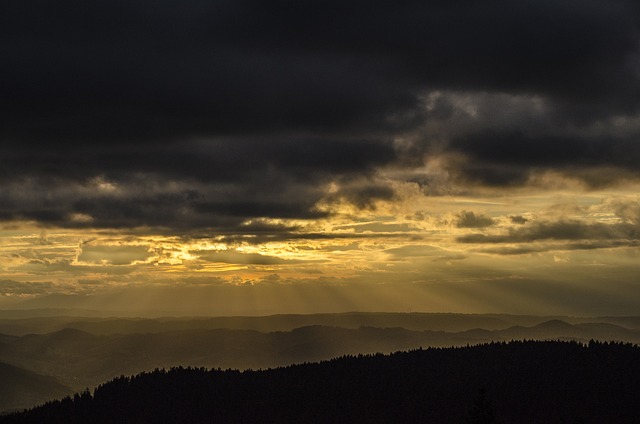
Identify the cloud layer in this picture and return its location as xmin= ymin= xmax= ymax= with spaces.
xmin=1 ymin=0 xmax=640 ymax=232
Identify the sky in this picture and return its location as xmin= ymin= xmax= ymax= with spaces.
xmin=1 ymin=0 xmax=640 ymax=316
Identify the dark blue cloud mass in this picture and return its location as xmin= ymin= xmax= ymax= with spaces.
xmin=1 ymin=0 xmax=639 ymax=229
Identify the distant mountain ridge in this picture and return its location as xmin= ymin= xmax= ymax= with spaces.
xmin=2 ymin=312 xmax=640 ymax=413
xmin=3 ymin=311 xmax=640 ymax=336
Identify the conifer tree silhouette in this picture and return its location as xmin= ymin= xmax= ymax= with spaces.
xmin=466 ymin=388 xmax=498 ymax=424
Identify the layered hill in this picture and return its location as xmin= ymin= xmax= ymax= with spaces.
xmin=3 ymin=312 xmax=640 ymax=336
xmin=1 ymin=318 xmax=639 ymax=393
xmin=2 ymin=313 xmax=640 ymax=413
xmin=0 ymin=362 xmax=70 ymax=413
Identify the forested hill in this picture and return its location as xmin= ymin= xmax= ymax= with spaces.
xmin=2 ymin=340 xmax=638 ymax=424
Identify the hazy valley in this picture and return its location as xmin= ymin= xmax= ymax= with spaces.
xmin=2 ymin=311 xmax=640 ymax=413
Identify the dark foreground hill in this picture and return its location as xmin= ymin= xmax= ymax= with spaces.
xmin=2 ymin=340 xmax=639 ymax=424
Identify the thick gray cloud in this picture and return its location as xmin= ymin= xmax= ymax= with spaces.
xmin=3 ymin=0 xmax=638 ymax=141
xmin=458 ymin=220 xmax=640 ymax=245
xmin=510 ymin=216 xmax=529 ymax=225
xmin=448 ymin=131 xmax=640 ymax=186
xmin=2 ymin=0 xmax=640 ymax=229
xmin=192 ymin=249 xmax=309 ymax=265
xmin=0 ymin=280 xmax=57 ymax=296
xmin=456 ymin=211 xmax=495 ymax=228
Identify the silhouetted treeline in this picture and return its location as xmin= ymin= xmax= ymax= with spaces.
xmin=2 ymin=340 xmax=639 ymax=423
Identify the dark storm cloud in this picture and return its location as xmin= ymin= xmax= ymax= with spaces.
xmin=0 ymin=0 xmax=419 ymax=142
xmin=2 ymin=0 xmax=640 ymax=228
xmin=448 ymin=131 xmax=640 ymax=186
xmin=510 ymin=216 xmax=529 ymax=225
xmin=458 ymin=220 xmax=640 ymax=244
xmin=324 ymin=180 xmax=397 ymax=210
xmin=0 ymin=138 xmax=395 ymax=183
xmin=456 ymin=211 xmax=495 ymax=228
xmin=0 ymin=139 xmax=390 ymax=230
xmin=0 ymin=182 xmax=326 ymax=231
xmin=478 ymin=240 xmax=639 ymax=255
xmin=3 ymin=0 xmax=637 ymax=141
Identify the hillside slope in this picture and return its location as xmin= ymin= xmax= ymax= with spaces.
xmin=1 ymin=340 xmax=638 ymax=423
xmin=0 ymin=362 xmax=70 ymax=413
